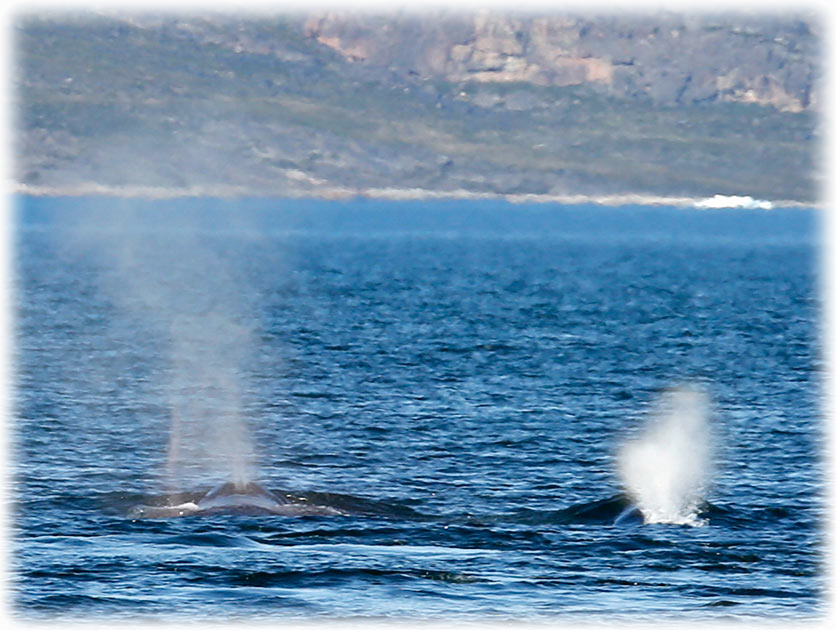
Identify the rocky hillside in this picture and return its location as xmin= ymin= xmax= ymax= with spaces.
xmin=305 ymin=12 xmax=818 ymax=113
xmin=14 ymin=11 xmax=821 ymax=202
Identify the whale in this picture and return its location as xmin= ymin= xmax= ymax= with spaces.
xmin=613 ymin=504 xmax=644 ymax=526
xmin=196 ymin=480 xmax=289 ymax=514
xmin=611 ymin=502 xmax=708 ymax=527
xmin=127 ymin=480 xmax=344 ymax=518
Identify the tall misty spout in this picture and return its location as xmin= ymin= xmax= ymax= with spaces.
xmin=165 ymin=313 xmax=256 ymax=489
xmin=79 ymin=204 xmax=261 ymax=491
xmin=617 ymin=387 xmax=713 ymax=526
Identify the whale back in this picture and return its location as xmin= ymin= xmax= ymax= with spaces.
xmin=613 ymin=504 xmax=644 ymax=527
xmin=197 ymin=481 xmax=288 ymax=513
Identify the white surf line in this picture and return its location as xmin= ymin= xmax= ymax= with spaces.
xmin=10 ymin=182 xmax=817 ymax=209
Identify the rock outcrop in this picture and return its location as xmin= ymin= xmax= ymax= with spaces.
xmin=304 ymin=11 xmax=818 ymax=112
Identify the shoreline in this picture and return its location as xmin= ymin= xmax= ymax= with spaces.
xmin=10 ymin=182 xmax=817 ymax=210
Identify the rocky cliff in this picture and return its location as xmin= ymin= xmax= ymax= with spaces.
xmin=304 ymin=12 xmax=818 ymax=113
xmin=14 ymin=11 xmax=820 ymax=202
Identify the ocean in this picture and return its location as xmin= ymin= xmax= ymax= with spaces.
xmin=10 ymin=196 xmax=825 ymax=622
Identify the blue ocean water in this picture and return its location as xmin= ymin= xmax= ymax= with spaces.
xmin=11 ymin=196 xmax=824 ymax=622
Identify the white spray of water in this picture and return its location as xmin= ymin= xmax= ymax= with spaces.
xmin=617 ymin=387 xmax=712 ymax=526
xmin=164 ymin=311 xmax=256 ymax=490
xmin=65 ymin=202 xmax=259 ymax=492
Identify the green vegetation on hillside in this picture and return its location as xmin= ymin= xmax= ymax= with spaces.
xmin=15 ymin=14 xmax=819 ymax=201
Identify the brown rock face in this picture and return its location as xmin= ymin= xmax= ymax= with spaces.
xmin=303 ymin=11 xmax=818 ymax=111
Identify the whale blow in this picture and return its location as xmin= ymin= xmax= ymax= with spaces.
xmin=618 ymin=387 xmax=712 ymax=526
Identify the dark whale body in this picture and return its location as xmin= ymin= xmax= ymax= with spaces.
xmin=196 ymin=480 xmax=289 ymax=515
xmin=127 ymin=480 xmax=344 ymax=518
xmin=613 ymin=504 xmax=644 ymax=526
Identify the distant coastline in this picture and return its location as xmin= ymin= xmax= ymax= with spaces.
xmin=12 ymin=183 xmax=816 ymax=210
